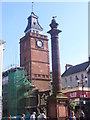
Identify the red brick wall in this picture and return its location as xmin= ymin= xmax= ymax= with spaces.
xmin=20 ymin=33 xmax=51 ymax=91
xmin=32 ymin=80 xmax=50 ymax=91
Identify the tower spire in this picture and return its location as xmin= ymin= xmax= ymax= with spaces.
xmin=24 ymin=2 xmax=43 ymax=34
xmin=32 ymin=2 xmax=34 ymax=12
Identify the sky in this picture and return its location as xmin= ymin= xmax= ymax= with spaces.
xmin=1 ymin=2 xmax=88 ymax=74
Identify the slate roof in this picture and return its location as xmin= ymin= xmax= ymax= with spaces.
xmin=62 ymin=61 xmax=89 ymax=77
xmin=24 ymin=12 xmax=43 ymax=33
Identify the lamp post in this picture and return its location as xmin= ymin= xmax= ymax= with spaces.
xmin=77 ymin=76 xmax=87 ymax=110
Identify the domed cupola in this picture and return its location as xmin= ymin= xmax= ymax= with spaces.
xmin=24 ymin=12 xmax=43 ymax=34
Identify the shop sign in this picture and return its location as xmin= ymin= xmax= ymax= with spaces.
xmin=70 ymin=92 xmax=77 ymax=98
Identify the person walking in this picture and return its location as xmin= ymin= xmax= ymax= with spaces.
xmin=69 ymin=111 xmax=76 ymax=120
xmin=21 ymin=114 xmax=25 ymax=120
xmin=80 ymin=110 xmax=85 ymax=120
xmin=76 ymin=111 xmax=80 ymax=120
xmin=30 ymin=112 xmax=36 ymax=120
xmin=8 ymin=115 xmax=11 ymax=120
xmin=37 ymin=112 xmax=46 ymax=120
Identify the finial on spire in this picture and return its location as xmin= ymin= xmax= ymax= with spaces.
xmin=32 ymin=2 xmax=34 ymax=12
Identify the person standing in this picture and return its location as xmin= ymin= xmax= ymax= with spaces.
xmin=80 ymin=110 xmax=85 ymax=120
xmin=8 ymin=115 xmax=11 ymax=120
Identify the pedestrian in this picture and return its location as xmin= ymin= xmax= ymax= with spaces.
xmin=41 ymin=113 xmax=46 ymax=120
xmin=21 ymin=114 xmax=25 ymax=120
xmin=80 ymin=110 xmax=85 ymax=120
xmin=37 ymin=113 xmax=41 ymax=120
xmin=76 ymin=111 xmax=80 ymax=120
xmin=69 ymin=111 xmax=76 ymax=120
xmin=30 ymin=112 xmax=36 ymax=120
xmin=8 ymin=115 xmax=11 ymax=120
xmin=38 ymin=112 xmax=46 ymax=120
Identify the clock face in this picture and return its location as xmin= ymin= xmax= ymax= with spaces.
xmin=36 ymin=40 xmax=43 ymax=48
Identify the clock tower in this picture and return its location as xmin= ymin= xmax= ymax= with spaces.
xmin=20 ymin=12 xmax=51 ymax=91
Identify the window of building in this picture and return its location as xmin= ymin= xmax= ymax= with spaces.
xmin=75 ymin=75 xmax=78 ymax=80
xmin=33 ymin=22 xmax=36 ymax=25
xmin=38 ymin=74 xmax=40 ymax=77
xmin=70 ymin=77 xmax=72 ymax=81
xmin=33 ymin=30 xmax=35 ymax=33
xmin=33 ymin=74 xmax=37 ymax=77
xmin=46 ymin=75 xmax=48 ymax=78
xmin=36 ymin=31 xmax=39 ymax=34
xmin=65 ymin=78 xmax=67 ymax=83
xmin=42 ymin=75 xmax=45 ymax=78
xmin=81 ymin=74 xmax=83 ymax=79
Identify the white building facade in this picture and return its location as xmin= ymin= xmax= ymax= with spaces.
xmin=61 ymin=61 xmax=90 ymax=118
xmin=62 ymin=62 xmax=88 ymax=89
xmin=0 ymin=40 xmax=5 ymax=119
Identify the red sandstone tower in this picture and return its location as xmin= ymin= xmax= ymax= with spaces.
xmin=20 ymin=12 xmax=51 ymax=91
xmin=47 ymin=17 xmax=68 ymax=120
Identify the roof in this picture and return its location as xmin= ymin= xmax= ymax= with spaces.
xmin=3 ymin=67 xmax=24 ymax=77
xmin=24 ymin=12 xmax=43 ymax=33
xmin=62 ymin=61 xmax=89 ymax=77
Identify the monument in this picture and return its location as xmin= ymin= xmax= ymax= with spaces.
xmin=47 ymin=17 xmax=69 ymax=120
